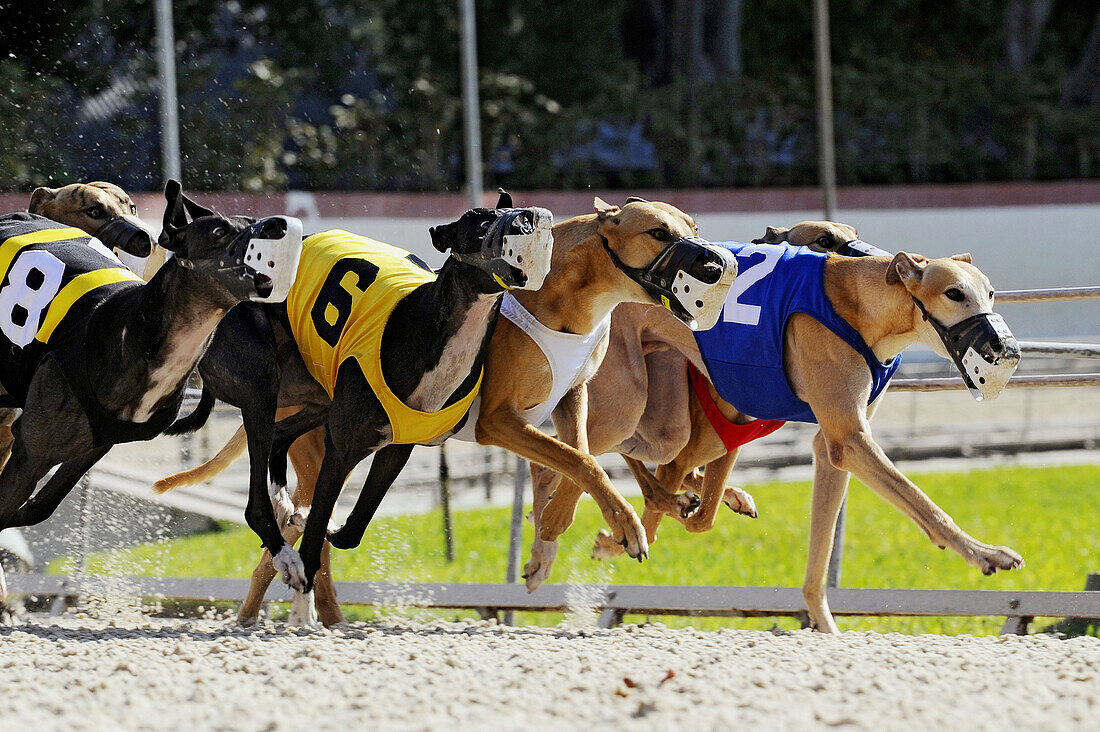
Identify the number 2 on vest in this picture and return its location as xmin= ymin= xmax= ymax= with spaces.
xmin=722 ymin=244 xmax=783 ymax=326
xmin=310 ymin=258 xmax=379 ymax=347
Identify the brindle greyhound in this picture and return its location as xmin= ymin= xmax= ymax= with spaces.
xmin=536 ymin=222 xmax=1024 ymax=632
xmin=0 ymin=182 xmax=159 ymax=467
xmin=0 ymin=181 xmax=290 ymax=603
xmin=158 ymin=193 xmax=555 ymax=624
xmin=28 ymin=181 xmax=157 ymax=268
xmin=157 ymin=198 xmax=737 ymax=627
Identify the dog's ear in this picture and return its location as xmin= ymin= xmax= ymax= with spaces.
xmin=950 ymin=253 xmax=973 ymax=264
xmin=594 ymin=197 xmax=620 ymax=220
xmin=751 ymin=225 xmax=790 ymax=245
xmin=429 ymin=221 xmax=457 ymax=253
xmin=28 ymin=187 xmax=58 ymax=215
xmin=496 ymin=188 xmax=513 ymax=209
xmin=181 ymin=192 xmax=217 ymax=221
xmin=159 ymin=179 xmax=188 ymax=251
xmin=886 ymin=251 xmax=928 ymax=287
xmin=624 ymin=196 xmax=649 ymax=204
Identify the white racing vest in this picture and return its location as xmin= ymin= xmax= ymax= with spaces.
xmin=454 ymin=292 xmax=612 ymax=441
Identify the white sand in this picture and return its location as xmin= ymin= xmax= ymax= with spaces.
xmin=2 ymin=616 xmax=1098 ymax=730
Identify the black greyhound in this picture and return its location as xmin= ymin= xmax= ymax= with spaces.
xmin=167 ymin=193 xmax=553 ymax=608
xmin=0 ymin=181 xmax=295 ymax=600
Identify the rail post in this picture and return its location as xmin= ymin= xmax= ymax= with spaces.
xmin=439 ymin=445 xmax=454 ymax=562
xmin=503 ymin=455 xmax=527 ymax=625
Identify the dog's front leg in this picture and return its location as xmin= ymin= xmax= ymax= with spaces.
xmin=815 ymin=409 xmax=1024 ymax=578
xmin=480 ymin=389 xmax=648 ymax=568
xmin=5 ymin=447 xmax=111 ymax=528
xmin=327 ymin=444 xmax=414 ymax=551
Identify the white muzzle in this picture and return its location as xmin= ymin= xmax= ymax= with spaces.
xmin=503 ymin=208 xmax=554 ymax=291
xmin=246 ymin=215 xmax=304 ymax=303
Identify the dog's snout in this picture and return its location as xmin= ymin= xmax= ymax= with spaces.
xmin=257 ymin=218 xmax=288 ymax=239
xmin=693 ymin=260 xmax=724 ymax=285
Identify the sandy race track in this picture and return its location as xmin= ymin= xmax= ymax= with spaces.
xmin=2 ymin=616 xmax=1098 ymax=730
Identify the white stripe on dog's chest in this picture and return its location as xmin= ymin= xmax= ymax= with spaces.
xmin=405 ymin=295 xmax=497 ymax=412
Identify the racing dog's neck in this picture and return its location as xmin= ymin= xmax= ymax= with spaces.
xmin=380 ymin=257 xmax=501 ymax=412
xmin=90 ymin=259 xmax=237 ymax=421
xmin=824 ymin=256 xmax=924 ymax=362
xmin=511 ymin=220 xmax=624 ymax=336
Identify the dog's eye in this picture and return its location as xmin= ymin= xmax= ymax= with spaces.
xmin=944 ymin=288 xmax=965 ymax=302
xmin=85 ymin=206 xmax=104 ymax=219
xmin=130 ymin=204 xmax=138 ymax=215
xmin=212 ymin=226 xmax=226 ymax=238
xmin=988 ymin=290 xmax=994 ymax=301
xmin=649 ymin=228 xmax=670 ymax=242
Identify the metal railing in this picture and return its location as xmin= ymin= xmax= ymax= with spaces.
xmin=9 ymin=285 xmax=1098 ymax=634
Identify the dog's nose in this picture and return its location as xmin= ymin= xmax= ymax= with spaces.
xmin=256 ymin=218 xmax=288 ymax=239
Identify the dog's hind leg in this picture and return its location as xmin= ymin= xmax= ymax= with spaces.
xmin=523 ymin=462 xmax=562 ymax=590
xmin=801 ymin=429 xmax=852 ymax=633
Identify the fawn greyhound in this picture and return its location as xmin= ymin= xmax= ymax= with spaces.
xmin=157 ymin=197 xmax=737 ymax=626
xmin=0 ymin=181 xmax=300 ymax=603
xmin=532 ymin=221 xmax=1023 ymax=633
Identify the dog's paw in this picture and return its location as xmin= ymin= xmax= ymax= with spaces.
xmin=287 ymin=507 xmax=310 ymax=531
xmin=591 ymin=528 xmax=626 ymax=560
xmin=677 ymin=491 xmax=702 ymax=519
xmin=722 ymin=486 xmax=758 ymax=518
xmin=272 ymin=546 xmax=308 ymax=592
xmin=604 ymin=504 xmax=648 ymax=562
xmin=523 ymin=538 xmax=558 ymax=592
xmin=270 ymin=485 xmax=295 ymax=529
xmin=287 ymin=590 xmax=319 ymax=628
xmin=973 ymin=544 xmax=1025 ymax=575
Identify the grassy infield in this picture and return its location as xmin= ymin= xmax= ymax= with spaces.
xmin=71 ymin=463 xmax=1100 ymax=635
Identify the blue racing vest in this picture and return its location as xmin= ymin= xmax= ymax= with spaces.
xmin=693 ymin=242 xmax=901 ymax=423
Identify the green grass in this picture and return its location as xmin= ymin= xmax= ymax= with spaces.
xmin=56 ymin=463 xmax=1100 ymax=635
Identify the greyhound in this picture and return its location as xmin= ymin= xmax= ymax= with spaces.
xmin=157 ymin=197 xmax=738 ymax=626
xmin=28 ymin=181 xmax=157 ymax=268
xmin=0 ymin=182 xmax=160 ymax=468
xmin=157 ymin=192 xmax=556 ymax=623
xmin=532 ymin=222 xmax=1024 ymax=633
xmin=0 ymin=180 xmax=300 ymax=603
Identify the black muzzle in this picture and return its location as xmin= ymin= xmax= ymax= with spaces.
xmin=603 ymin=234 xmax=736 ymax=330
xmin=913 ymin=298 xmax=1021 ymax=401
xmin=95 ymin=216 xmax=154 ymax=257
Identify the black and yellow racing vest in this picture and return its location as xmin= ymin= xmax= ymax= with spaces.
xmin=285 ymin=229 xmax=482 ymax=444
xmin=0 ymin=213 xmax=143 ymax=404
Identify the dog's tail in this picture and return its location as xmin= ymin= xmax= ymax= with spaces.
xmin=152 ymin=425 xmax=246 ymax=494
xmin=164 ymin=387 xmax=216 ymax=436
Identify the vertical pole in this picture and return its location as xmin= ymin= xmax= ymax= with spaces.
xmin=814 ymin=0 xmax=842 ymax=585
xmin=503 ymin=455 xmax=527 ymax=625
xmin=483 ymin=447 xmax=493 ymax=501
xmin=827 ymin=496 xmax=845 ymax=588
xmin=458 ymin=0 xmax=483 ymax=208
xmin=439 ymin=445 xmax=454 ymax=562
xmin=811 ymin=0 xmax=837 ymax=220
xmin=154 ymin=0 xmax=182 ymax=184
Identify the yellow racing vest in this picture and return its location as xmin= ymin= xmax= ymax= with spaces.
xmin=286 ymin=230 xmax=482 ymax=444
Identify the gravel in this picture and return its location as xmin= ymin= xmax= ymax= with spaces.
xmin=2 ymin=616 xmax=1098 ymax=730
